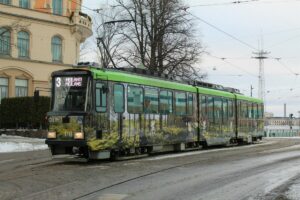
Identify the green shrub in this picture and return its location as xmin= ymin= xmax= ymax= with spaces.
xmin=0 ymin=96 xmax=50 ymax=129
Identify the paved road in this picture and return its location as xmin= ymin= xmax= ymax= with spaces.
xmin=1 ymin=138 xmax=300 ymax=200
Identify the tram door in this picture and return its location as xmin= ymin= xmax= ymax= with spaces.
xmin=112 ymin=83 xmax=125 ymax=143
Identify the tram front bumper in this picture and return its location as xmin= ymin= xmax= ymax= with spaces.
xmin=45 ymin=139 xmax=87 ymax=155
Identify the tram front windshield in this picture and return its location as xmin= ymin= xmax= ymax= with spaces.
xmin=52 ymin=76 xmax=89 ymax=112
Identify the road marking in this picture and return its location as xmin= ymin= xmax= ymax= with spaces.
xmin=85 ymin=165 xmax=110 ymax=170
xmin=0 ymin=159 xmax=15 ymax=164
xmin=95 ymin=194 xmax=128 ymax=200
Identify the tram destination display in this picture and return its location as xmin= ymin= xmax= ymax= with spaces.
xmin=55 ymin=76 xmax=87 ymax=88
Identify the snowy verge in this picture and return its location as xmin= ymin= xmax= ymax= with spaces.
xmin=0 ymin=134 xmax=48 ymax=153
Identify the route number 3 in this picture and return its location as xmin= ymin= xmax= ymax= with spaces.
xmin=56 ymin=77 xmax=61 ymax=87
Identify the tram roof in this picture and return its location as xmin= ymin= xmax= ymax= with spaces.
xmin=89 ymin=68 xmax=262 ymax=103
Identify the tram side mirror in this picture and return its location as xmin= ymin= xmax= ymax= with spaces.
xmin=62 ymin=116 xmax=70 ymax=123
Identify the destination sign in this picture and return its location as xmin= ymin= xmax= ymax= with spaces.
xmin=55 ymin=77 xmax=87 ymax=88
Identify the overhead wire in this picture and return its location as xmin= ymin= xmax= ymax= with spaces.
xmin=185 ymin=11 xmax=258 ymax=51
xmin=190 ymin=0 xmax=259 ymax=7
xmin=70 ymin=0 xmax=114 ymax=20
xmin=190 ymin=0 xmax=300 ymax=7
xmin=206 ymin=53 xmax=258 ymax=77
xmin=273 ymin=58 xmax=299 ymax=76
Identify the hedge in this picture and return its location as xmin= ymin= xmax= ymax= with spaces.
xmin=0 ymin=96 xmax=50 ymax=129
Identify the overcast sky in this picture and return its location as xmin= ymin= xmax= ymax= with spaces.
xmin=83 ymin=0 xmax=300 ymax=117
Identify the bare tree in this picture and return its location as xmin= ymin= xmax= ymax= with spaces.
xmin=94 ymin=0 xmax=205 ymax=79
xmin=93 ymin=8 xmax=127 ymax=68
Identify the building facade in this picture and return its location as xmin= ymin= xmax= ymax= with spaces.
xmin=265 ymin=117 xmax=300 ymax=137
xmin=0 ymin=0 xmax=92 ymax=101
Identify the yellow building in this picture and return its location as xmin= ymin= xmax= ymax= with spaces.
xmin=0 ymin=0 xmax=92 ymax=101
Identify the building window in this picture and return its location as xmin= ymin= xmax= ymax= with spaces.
xmin=0 ymin=77 xmax=8 ymax=103
xmin=53 ymin=0 xmax=63 ymax=15
xmin=0 ymin=0 xmax=10 ymax=5
xmin=15 ymin=79 xmax=28 ymax=97
xmin=19 ymin=0 xmax=29 ymax=8
xmin=18 ymin=31 xmax=29 ymax=58
xmin=51 ymin=36 xmax=62 ymax=62
xmin=0 ymin=28 xmax=11 ymax=56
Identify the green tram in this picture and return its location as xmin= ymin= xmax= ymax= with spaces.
xmin=45 ymin=64 xmax=264 ymax=159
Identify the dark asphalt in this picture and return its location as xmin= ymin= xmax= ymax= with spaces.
xmin=1 ymin=138 xmax=300 ymax=200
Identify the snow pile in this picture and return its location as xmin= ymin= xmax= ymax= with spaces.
xmin=0 ymin=134 xmax=48 ymax=153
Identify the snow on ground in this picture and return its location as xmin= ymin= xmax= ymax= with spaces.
xmin=0 ymin=134 xmax=48 ymax=153
xmin=286 ymin=181 xmax=300 ymax=200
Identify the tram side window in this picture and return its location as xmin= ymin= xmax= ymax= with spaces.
xmin=144 ymin=88 xmax=158 ymax=114
xmin=258 ymin=104 xmax=264 ymax=119
xmin=214 ymin=98 xmax=222 ymax=122
xmin=239 ymin=102 xmax=242 ymax=118
xmin=128 ymin=85 xmax=144 ymax=113
xmin=187 ymin=93 xmax=193 ymax=115
xmin=228 ymin=100 xmax=233 ymax=118
xmin=248 ymin=103 xmax=253 ymax=119
xmin=207 ymin=96 xmax=214 ymax=122
xmin=253 ymin=104 xmax=258 ymax=119
xmin=113 ymin=84 xmax=124 ymax=113
xmin=159 ymin=90 xmax=173 ymax=114
xmin=251 ymin=103 xmax=255 ymax=119
xmin=242 ymin=102 xmax=248 ymax=118
xmin=223 ymin=99 xmax=228 ymax=122
xmin=200 ymin=95 xmax=207 ymax=118
xmin=175 ymin=92 xmax=187 ymax=115
xmin=95 ymin=82 xmax=107 ymax=112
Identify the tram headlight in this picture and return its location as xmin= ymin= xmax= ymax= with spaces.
xmin=74 ymin=132 xmax=84 ymax=140
xmin=47 ymin=132 xmax=56 ymax=139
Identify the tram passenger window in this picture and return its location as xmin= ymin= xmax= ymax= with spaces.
xmin=253 ymin=104 xmax=257 ymax=119
xmin=207 ymin=96 xmax=214 ymax=122
xmin=95 ymin=82 xmax=107 ymax=112
xmin=175 ymin=92 xmax=187 ymax=115
xmin=159 ymin=90 xmax=173 ymax=114
xmin=228 ymin=100 xmax=233 ymax=118
xmin=214 ymin=98 xmax=222 ymax=122
xmin=251 ymin=103 xmax=255 ymax=119
xmin=239 ymin=102 xmax=242 ymax=118
xmin=258 ymin=104 xmax=264 ymax=119
xmin=113 ymin=84 xmax=124 ymax=113
xmin=223 ymin=99 xmax=228 ymax=122
xmin=242 ymin=102 xmax=248 ymax=118
xmin=127 ymin=85 xmax=143 ymax=113
xmin=200 ymin=95 xmax=207 ymax=118
xmin=144 ymin=88 xmax=158 ymax=114
xmin=187 ymin=93 xmax=193 ymax=115
xmin=248 ymin=103 xmax=252 ymax=119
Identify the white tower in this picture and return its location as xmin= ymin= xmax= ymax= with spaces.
xmin=253 ymin=50 xmax=269 ymax=101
